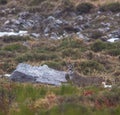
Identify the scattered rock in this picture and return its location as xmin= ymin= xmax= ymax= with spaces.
xmin=0 ymin=6 xmax=119 ymax=41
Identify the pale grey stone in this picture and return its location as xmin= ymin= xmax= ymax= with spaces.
xmin=10 ymin=63 xmax=67 ymax=86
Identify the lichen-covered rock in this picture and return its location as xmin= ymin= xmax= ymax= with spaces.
xmin=10 ymin=63 xmax=67 ymax=86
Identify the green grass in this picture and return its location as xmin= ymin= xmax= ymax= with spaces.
xmin=79 ymin=60 xmax=105 ymax=75
xmin=13 ymin=84 xmax=48 ymax=102
xmin=3 ymin=43 xmax=27 ymax=52
xmin=16 ymin=52 xmax=59 ymax=62
xmin=91 ymin=40 xmax=120 ymax=58
xmin=0 ymin=80 xmax=120 ymax=115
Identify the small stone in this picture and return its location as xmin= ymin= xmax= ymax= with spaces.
xmin=31 ymin=33 xmax=40 ymax=38
xmin=4 ymin=20 xmax=10 ymax=25
xmin=107 ymin=38 xmax=119 ymax=43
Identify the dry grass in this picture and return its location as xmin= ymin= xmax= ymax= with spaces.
xmin=5 ymin=0 xmax=120 ymax=8
xmin=73 ymin=0 xmax=120 ymax=5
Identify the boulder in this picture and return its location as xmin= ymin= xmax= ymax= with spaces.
xmin=10 ymin=63 xmax=67 ymax=86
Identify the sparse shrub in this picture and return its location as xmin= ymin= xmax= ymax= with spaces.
xmin=16 ymin=52 xmax=59 ymax=62
xmin=91 ymin=40 xmax=107 ymax=52
xmin=3 ymin=43 xmax=27 ymax=52
xmin=106 ymin=42 xmax=120 ymax=50
xmin=107 ymin=49 xmax=120 ymax=56
xmin=86 ymin=51 xmax=94 ymax=60
xmin=60 ymin=38 xmax=84 ymax=49
xmin=80 ymin=60 xmax=104 ymax=75
xmin=0 ymin=0 xmax=7 ymax=5
xmin=13 ymin=84 xmax=48 ymax=103
xmin=99 ymin=2 xmax=120 ymax=12
xmin=28 ymin=0 xmax=45 ymax=5
xmin=60 ymin=85 xmax=78 ymax=95
xmin=2 ymin=36 xmax=30 ymax=43
xmin=36 ymin=53 xmax=59 ymax=61
xmin=0 ymin=85 xmax=15 ymax=114
xmin=90 ymin=31 xmax=104 ymax=39
xmin=42 ymin=61 xmax=65 ymax=70
xmin=91 ymin=0 xmax=98 ymax=1
xmin=44 ymin=61 xmax=62 ymax=70
xmin=0 ymin=62 xmax=15 ymax=72
xmin=61 ymin=0 xmax=75 ymax=12
xmin=92 ymin=40 xmax=120 ymax=55
xmin=62 ymin=48 xmax=81 ymax=59
xmin=76 ymin=2 xmax=94 ymax=14
xmin=0 ymin=50 xmax=15 ymax=58
xmin=42 ymin=103 xmax=89 ymax=115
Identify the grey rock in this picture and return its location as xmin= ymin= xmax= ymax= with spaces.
xmin=44 ymin=27 xmax=50 ymax=33
xmin=11 ymin=71 xmax=35 ymax=82
xmin=18 ymin=11 xmax=30 ymax=19
xmin=0 ymin=31 xmax=28 ymax=37
xmin=50 ymin=32 xmax=58 ymax=39
xmin=116 ymin=13 xmax=120 ymax=17
xmin=107 ymin=38 xmax=119 ymax=43
xmin=31 ymin=33 xmax=40 ymax=38
xmin=76 ymin=32 xmax=89 ymax=41
xmin=11 ymin=19 xmax=21 ymax=25
xmin=55 ymin=19 xmax=63 ymax=24
xmin=75 ymin=15 xmax=84 ymax=21
xmin=4 ymin=20 xmax=10 ymax=25
xmin=10 ymin=63 xmax=67 ymax=86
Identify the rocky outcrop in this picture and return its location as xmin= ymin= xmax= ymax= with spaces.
xmin=10 ymin=63 xmax=67 ymax=86
xmin=10 ymin=63 xmax=105 ymax=86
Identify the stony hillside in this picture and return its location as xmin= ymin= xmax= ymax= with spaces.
xmin=0 ymin=0 xmax=120 ymax=79
xmin=0 ymin=0 xmax=120 ymax=115
xmin=0 ymin=0 xmax=120 ymax=40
